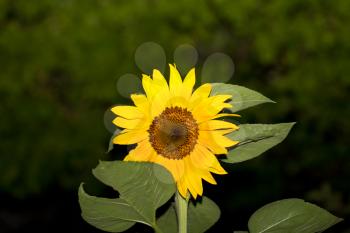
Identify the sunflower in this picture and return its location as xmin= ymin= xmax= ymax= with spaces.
xmin=112 ymin=64 xmax=239 ymax=199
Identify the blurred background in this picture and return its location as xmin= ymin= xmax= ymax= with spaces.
xmin=0 ymin=0 xmax=349 ymax=232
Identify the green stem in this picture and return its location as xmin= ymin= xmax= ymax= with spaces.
xmin=175 ymin=190 xmax=188 ymax=233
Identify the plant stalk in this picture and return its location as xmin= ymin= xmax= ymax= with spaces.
xmin=175 ymin=190 xmax=188 ymax=233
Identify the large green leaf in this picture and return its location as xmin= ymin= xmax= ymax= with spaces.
xmin=248 ymin=198 xmax=343 ymax=233
xmin=157 ymin=196 xmax=221 ymax=233
xmin=79 ymin=161 xmax=176 ymax=232
xmin=211 ymin=83 xmax=274 ymax=112
xmin=93 ymin=161 xmax=176 ymax=223
xmin=223 ymin=123 xmax=295 ymax=163
xmin=79 ymin=184 xmax=145 ymax=232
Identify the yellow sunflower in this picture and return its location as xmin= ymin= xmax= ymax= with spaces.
xmin=112 ymin=64 xmax=239 ymax=199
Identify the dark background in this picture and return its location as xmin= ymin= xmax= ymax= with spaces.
xmin=0 ymin=0 xmax=349 ymax=232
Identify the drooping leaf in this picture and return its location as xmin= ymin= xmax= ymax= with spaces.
xmin=79 ymin=161 xmax=176 ymax=232
xmin=248 ymin=198 xmax=343 ymax=233
xmin=157 ymin=196 xmax=221 ymax=233
xmin=223 ymin=123 xmax=295 ymax=163
xmin=211 ymin=83 xmax=274 ymax=112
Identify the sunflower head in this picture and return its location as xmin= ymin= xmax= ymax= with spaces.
xmin=148 ymin=106 xmax=199 ymax=160
xmin=112 ymin=64 xmax=239 ymax=199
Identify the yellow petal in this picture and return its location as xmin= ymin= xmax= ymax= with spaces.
xmin=186 ymin=180 xmax=197 ymax=199
xmin=123 ymin=148 xmax=137 ymax=161
xmin=211 ymin=131 xmax=239 ymax=148
xmin=190 ymin=83 xmax=212 ymax=100
xmin=124 ymin=140 xmax=154 ymax=161
xmin=142 ymin=74 xmax=154 ymax=98
xmin=190 ymin=144 xmax=218 ymax=168
xmin=199 ymin=169 xmax=217 ymax=185
xmin=113 ymin=130 xmax=148 ymax=145
xmin=198 ymin=130 xmax=228 ymax=154
xmin=131 ymin=94 xmax=149 ymax=113
xmin=152 ymin=155 xmax=185 ymax=182
xmin=182 ymin=68 xmax=196 ymax=98
xmin=192 ymin=95 xmax=233 ymax=122
xmin=192 ymin=147 xmax=227 ymax=175
xmin=151 ymin=88 xmax=171 ymax=117
xmin=184 ymin=175 xmax=198 ymax=199
xmin=210 ymin=113 xmax=241 ymax=120
xmin=189 ymin=83 xmax=212 ymax=109
xmin=161 ymin=159 xmax=179 ymax=181
xmin=192 ymin=144 xmax=228 ymax=178
xmin=210 ymin=94 xmax=232 ymax=103
xmin=111 ymin=106 xmax=144 ymax=119
xmin=184 ymin=158 xmax=203 ymax=197
xmin=192 ymin=176 xmax=203 ymax=197
xmin=199 ymin=120 xmax=239 ymax=131
xmin=169 ymin=96 xmax=188 ymax=108
xmin=183 ymin=68 xmax=195 ymax=89
xmin=177 ymin=179 xmax=188 ymax=198
xmin=209 ymin=159 xmax=227 ymax=175
xmin=174 ymin=160 xmax=185 ymax=181
xmin=169 ymin=64 xmax=183 ymax=96
xmin=190 ymin=147 xmax=208 ymax=169
xmin=214 ymin=128 xmax=238 ymax=135
xmin=152 ymin=69 xmax=169 ymax=91
xmin=112 ymin=117 xmax=148 ymax=130
xmin=200 ymin=130 xmax=239 ymax=149
xmin=193 ymin=106 xmax=233 ymax=123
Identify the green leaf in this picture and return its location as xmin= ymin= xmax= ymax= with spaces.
xmin=248 ymin=198 xmax=343 ymax=233
xmin=157 ymin=196 xmax=221 ymax=233
xmin=93 ymin=161 xmax=176 ymax=223
xmin=79 ymin=161 xmax=176 ymax=232
xmin=211 ymin=83 xmax=275 ymax=112
xmin=188 ymin=197 xmax=221 ymax=233
xmin=79 ymin=184 xmax=144 ymax=232
xmin=157 ymin=203 xmax=178 ymax=233
xmin=223 ymin=123 xmax=295 ymax=163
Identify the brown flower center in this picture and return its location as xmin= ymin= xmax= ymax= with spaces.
xmin=148 ymin=106 xmax=199 ymax=160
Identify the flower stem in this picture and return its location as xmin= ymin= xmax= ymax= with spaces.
xmin=175 ymin=190 xmax=188 ymax=233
